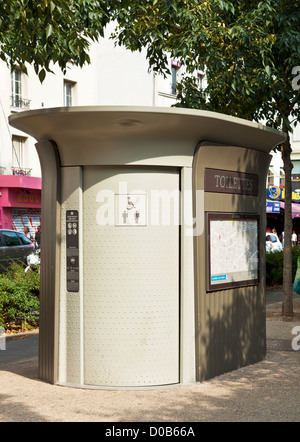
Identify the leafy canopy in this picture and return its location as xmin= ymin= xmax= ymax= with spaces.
xmin=114 ymin=0 xmax=300 ymax=132
xmin=0 ymin=0 xmax=114 ymax=81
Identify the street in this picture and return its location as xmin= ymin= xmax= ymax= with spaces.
xmin=0 ymin=335 xmax=38 ymax=367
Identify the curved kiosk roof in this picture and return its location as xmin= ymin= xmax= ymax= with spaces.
xmin=9 ymin=106 xmax=284 ymax=166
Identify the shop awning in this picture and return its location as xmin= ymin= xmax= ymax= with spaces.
xmin=279 ymin=201 xmax=300 ymax=218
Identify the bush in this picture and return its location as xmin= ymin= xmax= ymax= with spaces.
xmin=266 ymin=246 xmax=300 ymax=286
xmin=0 ymin=296 xmax=4 ymax=329
xmin=0 ymin=261 xmax=40 ymax=332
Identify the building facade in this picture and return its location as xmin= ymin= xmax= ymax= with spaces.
xmin=267 ymin=125 xmax=300 ymax=239
xmin=0 ymin=26 xmax=187 ymax=234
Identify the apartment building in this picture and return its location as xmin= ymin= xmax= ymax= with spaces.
xmin=0 ymin=29 xmax=189 ymax=234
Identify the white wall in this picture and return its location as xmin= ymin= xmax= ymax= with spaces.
xmin=0 ymin=62 xmax=15 ymax=172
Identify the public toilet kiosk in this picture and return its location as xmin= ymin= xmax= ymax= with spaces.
xmin=9 ymin=106 xmax=285 ymax=388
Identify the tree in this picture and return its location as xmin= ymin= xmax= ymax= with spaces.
xmin=0 ymin=0 xmax=114 ymax=81
xmin=114 ymin=0 xmax=300 ymax=317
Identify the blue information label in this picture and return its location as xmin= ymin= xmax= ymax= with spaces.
xmin=211 ymin=275 xmax=227 ymax=282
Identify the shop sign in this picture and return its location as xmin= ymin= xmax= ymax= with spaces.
xmin=267 ymin=185 xmax=282 ymax=200
xmin=267 ymin=185 xmax=300 ymax=202
xmin=292 ymin=176 xmax=300 ymax=201
xmin=266 ymin=201 xmax=281 ymax=213
xmin=10 ymin=190 xmax=41 ymax=207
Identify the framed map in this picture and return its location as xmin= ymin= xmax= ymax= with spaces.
xmin=206 ymin=213 xmax=260 ymax=291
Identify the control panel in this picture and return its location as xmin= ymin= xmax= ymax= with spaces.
xmin=66 ymin=210 xmax=79 ymax=292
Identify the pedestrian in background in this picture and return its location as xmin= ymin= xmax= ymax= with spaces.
xmin=35 ymin=225 xmax=41 ymax=248
xmin=24 ymin=226 xmax=33 ymax=241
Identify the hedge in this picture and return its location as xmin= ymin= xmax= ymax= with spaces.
xmin=266 ymin=246 xmax=300 ymax=287
xmin=0 ymin=261 xmax=40 ymax=332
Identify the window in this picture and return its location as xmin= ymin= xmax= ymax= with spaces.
xmin=11 ymin=69 xmax=22 ymax=108
xmin=280 ymin=168 xmax=285 ymax=187
xmin=171 ymin=66 xmax=177 ymax=95
xmin=268 ymin=234 xmax=278 ymax=243
xmin=171 ymin=60 xmax=181 ymax=95
xmin=64 ymin=80 xmax=76 ymax=106
xmin=11 ymin=68 xmax=30 ymax=110
xmin=12 ymin=135 xmax=26 ymax=170
xmin=197 ymin=70 xmax=206 ymax=89
xmin=2 ymin=231 xmax=21 ymax=247
xmin=267 ymin=169 xmax=275 ymax=186
xmin=292 ymin=161 xmax=300 ymax=174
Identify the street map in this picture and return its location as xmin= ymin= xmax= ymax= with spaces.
xmin=210 ymin=218 xmax=258 ymax=287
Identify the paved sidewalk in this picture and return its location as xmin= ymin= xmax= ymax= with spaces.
xmin=266 ymin=288 xmax=300 ymax=352
xmin=0 ymin=289 xmax=299 ymax=422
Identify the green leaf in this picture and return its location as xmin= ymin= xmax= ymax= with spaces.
xmin=38 ymin=68 xmax=46 ymax=83
xmin=265 ymin=65 xmax=271 ymax=77
xmin=49 ymin=1 xmax=56 ymax=13
xmin=46 ymin=23 xmax=53 ymax=39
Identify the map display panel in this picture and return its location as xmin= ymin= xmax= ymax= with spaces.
xmin=207 ymin=213 xmax=259 ymax=291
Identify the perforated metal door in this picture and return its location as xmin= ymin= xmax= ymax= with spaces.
xmin=83 ymin=166 xmax=179 ymax=386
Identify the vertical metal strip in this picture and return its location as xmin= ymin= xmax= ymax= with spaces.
xmin=180 ymin=167 xmax=196 ymax=384
xmin=35 ymin=140 xmax=61 ymax=384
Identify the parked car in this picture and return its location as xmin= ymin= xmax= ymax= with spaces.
xmin=266 ymin=232 xmax=283 ymax=252
xmin=0 ymin=229 xmax=35 ymax=271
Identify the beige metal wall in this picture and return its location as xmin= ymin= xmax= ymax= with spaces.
xmin=193 ymin=142 xmax=271 ymax=382
xmin=20 ymin=108 xmax=284 ymax=388
xmin=57 ymin=164 xmax=196 ymax=388
xmin=82 ymin=166 xmax=180 ymax=387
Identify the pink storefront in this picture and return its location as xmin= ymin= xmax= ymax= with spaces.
xmin=0 ymin=175 xmax=41 ymax=235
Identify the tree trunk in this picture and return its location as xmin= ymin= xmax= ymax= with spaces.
xmin=281 ymin=130 xmax=294 ymax=318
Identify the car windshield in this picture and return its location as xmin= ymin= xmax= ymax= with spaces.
xmin=266 ymin=234 xmax=277 ymax=243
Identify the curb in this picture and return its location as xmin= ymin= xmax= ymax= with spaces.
xmin=5 ymin=329 xmax=39 ymax=341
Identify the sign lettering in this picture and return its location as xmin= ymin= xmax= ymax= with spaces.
xmin=204 ymin=168 xmax=258 ymax=196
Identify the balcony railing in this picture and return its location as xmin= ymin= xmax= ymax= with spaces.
xmin=12 ymin=167 xmax=32 ymax=176
xmin=10 ymin=96 xmax=31 ymax=110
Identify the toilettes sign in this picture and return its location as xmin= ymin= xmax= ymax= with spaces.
xmin=204 ymin=168 xmax=259 ymax=196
